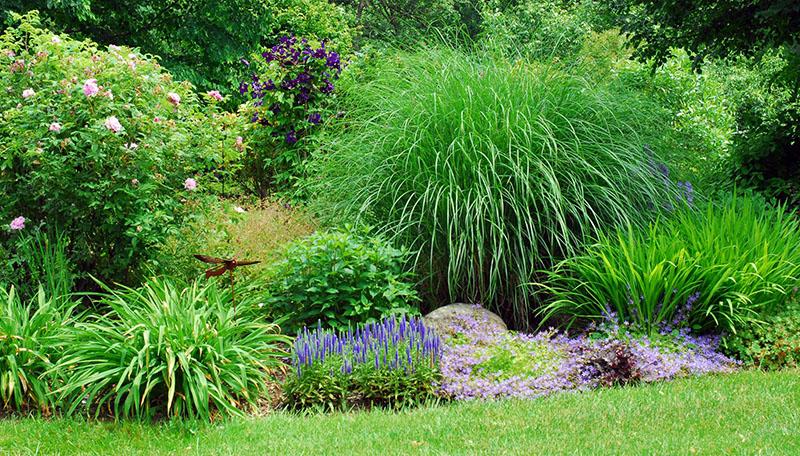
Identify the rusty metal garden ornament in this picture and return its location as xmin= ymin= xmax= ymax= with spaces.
xmin=193 ymin=255 xmax=260 ymax=311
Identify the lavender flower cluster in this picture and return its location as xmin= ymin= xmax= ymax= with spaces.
xmin=292 ymin=315 xmax=441 ymax=378
xmin=239 ymin=35 xmax=342 ymax=144
xmin=438 ymin=306 xmax=738 ymax=401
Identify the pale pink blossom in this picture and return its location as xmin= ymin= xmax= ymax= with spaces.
xmin=104 ymin=90 xmax=113 ymax=100
xmin=235 ymin=136 xmax=244 ymax=151
xmin=22 ymin=88 xmax=35 ymax=99
xmin=104 ymin=116 xmax=123 ymax=133
xmin=167 ymin=92 xmax=181 ymax=106
xmin=131 ymin=178 xmax=139 ymax=186
xmin=51 ymin=36 xmax=61 ymax=44
xmin=9 ymin=216 xmax=25 ymax=230
xmin=184 ymin=177 xmax=197 ymax=191
xmin=207 ymin=90 xmax=223 ymax=101
xmin=83 ymin=79 xmax=99 ymax=97
xmin=153 ymin=116 xmax=162 ymax=123
xmin=109 ymin=45 xmax=121 ymax=52
xmin=49 ymin=122 xmax=62 ymax=132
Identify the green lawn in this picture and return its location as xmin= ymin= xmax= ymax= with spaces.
xmin=1 ymin=370 xmax=799 ymax=455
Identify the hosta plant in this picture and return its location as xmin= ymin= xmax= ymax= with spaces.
xmin=55 ymin=278 xmax=288 ymax=420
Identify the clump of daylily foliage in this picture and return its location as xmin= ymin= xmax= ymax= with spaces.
xmin=283 ymin=315 xmax=442 ymax=410
xmin=438 ymin=305 xmax=737 ymax=400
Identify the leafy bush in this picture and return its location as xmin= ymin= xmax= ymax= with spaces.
xmin=283 ymin=315 xmax=442 ymax=410
xmin=144 ymin=199 xmax=315 ymax=283
xmin=0 ymin=14 xmax=244 ymax=280
xmin=0 ymin=13 xmax=240 ymax=284
xmin=309 ymin=46 xmax=680 ymax=328
xmin=725 ymin=289 xmax=800 ymax=370
xmin=55 ymin=278 xmax=288 ymax=420
xmin=264 ymin=227 xmax=419 ymax=333
xmin=238 ymin=35 xmax=344 ymax=196
xmin=0 ymin=286 xmax=76 ymax=414
xmin=539 ymin=192 xmax=800 ymax=334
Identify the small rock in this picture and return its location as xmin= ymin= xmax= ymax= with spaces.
xmin=423 ymin=303 xmax=507 ymax=336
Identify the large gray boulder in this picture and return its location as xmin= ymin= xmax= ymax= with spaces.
xmin=423 ymin=303 xmax=507 ymax=337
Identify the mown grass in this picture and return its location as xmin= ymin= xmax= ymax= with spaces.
xmin=1 ymin=370 xmax=798 ymax=455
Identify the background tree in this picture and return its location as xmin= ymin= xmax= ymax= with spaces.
xmin=1 ymin=0 xmax=353 ymax=96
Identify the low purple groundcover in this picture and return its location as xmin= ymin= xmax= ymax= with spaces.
xmin=437 ymin=306 xmax=738 ymax=400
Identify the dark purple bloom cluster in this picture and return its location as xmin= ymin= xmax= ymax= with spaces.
xmin=292 ymin=315 xmax=441 ymax=378
xmin=239 ymin=35 xmax=343 ymax=144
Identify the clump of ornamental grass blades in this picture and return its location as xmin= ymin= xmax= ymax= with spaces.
xmin=54 ymin=278 xmax=288 ymax=420
xmin=283 ymin=315 xmax=442 ymax=411
xmin=538 ymin=191 xmax=800 ymax=334
xmin=309 ymin=46 xmax=680 ymax=328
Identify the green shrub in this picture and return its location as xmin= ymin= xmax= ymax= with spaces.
xmin=0 ymin=12 xmax=241 ymax=284
xmin=264 ymin=227 xmax=419 ymax=333
xmin=725 ymin=308 xmax=800 ymax=370
xmin=539 ymin=192 xmax=800 ymax=334
xmin=283 ymin=316 xmax=441 ymax=410
xmin=309 ymin=46 xmax=679 ymax=328
xmin=0 ymin=286 xmax=76 ymax=414
xmin=55 ymin=278 xmax=288 ymax=420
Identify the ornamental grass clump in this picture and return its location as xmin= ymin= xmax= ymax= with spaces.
xmin=0 ymin=286 xmax=76 ymax=415
xmin=539 ymin=192 xmax=800 ymax=334
xmin=283 ymin=315 xmax=442 ymax=410
xmin=55 ymin=278 xmax=288 ymax=420
xmin=309 ymin=46 xmax=680 ymax=328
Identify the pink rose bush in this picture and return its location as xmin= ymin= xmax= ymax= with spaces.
xmin=0 ymin=12 xmax=243 ymax=282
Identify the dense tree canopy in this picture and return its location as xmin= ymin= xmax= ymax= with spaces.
xmin=1 ymin=0 xmax=353 ymax=94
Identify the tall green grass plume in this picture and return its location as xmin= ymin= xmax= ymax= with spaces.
xmin=309 ymin=46 xmax=680 ymax=328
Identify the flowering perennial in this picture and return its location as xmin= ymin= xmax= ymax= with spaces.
xmin=292 ymin=315 xmax=441 ymax=378
xmin=438 ymin=306 xmax=738 ymax=401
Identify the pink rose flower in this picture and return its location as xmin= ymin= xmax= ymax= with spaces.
xmin=167 ymin=92 xmax=181 ymax=106
xmin=104 ymin=116 xmax=123 ymax=133
xmin=207 ymin=90 xmax=223 ymax=101
xmin=22 ymin=88 xmax=35 ymax=99
xmin=9 ymin=216 xmax=25 ymax=230
xmin=184 ymin=177 xmax=197 ymax=191
xmin=49 ymin=122 xmax=62 ymax=132
xmin=83 ymin=79 xmax=99 ymax=97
